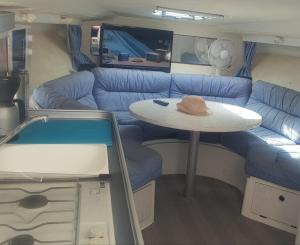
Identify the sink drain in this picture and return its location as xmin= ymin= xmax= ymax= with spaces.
xmin=10 ymin=234 xmax=34 ymax=245
xmin=19 ymin=195 xmax=48 ymax=209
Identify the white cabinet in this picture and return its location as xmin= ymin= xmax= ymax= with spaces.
xmin=133 ymin=180 xmax=155 ymax=230
xmin=242 ymin=177 xmax=300 ymax=234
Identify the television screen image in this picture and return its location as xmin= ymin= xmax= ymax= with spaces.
xmin=100 ymin=24 xmax=173 ymax=73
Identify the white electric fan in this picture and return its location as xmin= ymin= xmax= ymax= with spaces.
xmin=194 ymin=38 xmax=211 ymax=64
xmin=207 ymin=39 xmax=235 ymax=75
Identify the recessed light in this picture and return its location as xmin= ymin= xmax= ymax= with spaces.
xmin=153 ymin=10 xmax=162 ymax=16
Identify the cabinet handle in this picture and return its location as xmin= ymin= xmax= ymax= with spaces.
xmin=279 ymin=195 xmax=285 ymax=202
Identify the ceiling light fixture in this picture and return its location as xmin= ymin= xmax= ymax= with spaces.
xmin=153 ymin=6 xmax=224 ymax=21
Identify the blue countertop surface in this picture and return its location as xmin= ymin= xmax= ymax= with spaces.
xmin=9 ymin=119 xmax=113 ymax=146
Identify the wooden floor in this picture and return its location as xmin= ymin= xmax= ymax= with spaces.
xmin=143 ymin=175 xmax=295 ymax=245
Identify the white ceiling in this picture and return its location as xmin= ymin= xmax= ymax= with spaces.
xmin=2 ymin=0 xmax=300 ymax=36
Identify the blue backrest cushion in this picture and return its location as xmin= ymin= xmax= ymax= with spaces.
xmin=246 ymin=81 xmax=300 ymax=144
xmin=92 ymin=68 xmax=171 ymax=111
xmin=33 ymin=71 xmax=97 ymax=109
xmin=170 ymin=74 xmax=252 ymax=107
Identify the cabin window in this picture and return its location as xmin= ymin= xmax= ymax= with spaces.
xmin=172 ymin=34 xmax=216 ymax=65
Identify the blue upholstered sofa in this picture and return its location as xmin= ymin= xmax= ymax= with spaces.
xmin=222 ymin=81 xmax=300 ymax=191
xmin=32 ymin=68 xmax=300 ymax=193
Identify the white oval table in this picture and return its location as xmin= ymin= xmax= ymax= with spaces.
xmin=129 ymin=99 xmax=262 ymax=198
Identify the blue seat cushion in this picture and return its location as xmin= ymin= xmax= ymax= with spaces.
xmin=140 ymin=123 xmax=179 ymax=141
xmin=170 ymin=74 xmax=252 ymax=107
xmin=221 ymin=126 xmax=295 ymax=157
xmin=117 ymin=112 xmax=178 ymax=140
xmin=126 ymin=148 xmax=162 ymax=191
xmin=119 ymin=125 xmax=162 ymax=191
xmin=199 ymin=132 xmax=222 ymax=144
xmin=246 ymin=144 xmax=300 ymax=191
xmin=249 ymin=127 xmax=295 ymax=146
xmin=118 ymin=125 xmax=143 ymax=142
xmin=176 ymin=131 xmax=222 ymax=144
xmin=114 ymin=111 xmax=140 ymax=125
xmin=246 ymin=81 xmax=300 ymax=144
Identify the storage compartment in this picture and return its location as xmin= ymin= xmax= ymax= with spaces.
xmin=242 ymin=177 xmax=300 ymax=233
xmin=252 ymin=183 xmax=300 ymax=227
xmin=133 ymin=180 xmax=155 ymax=230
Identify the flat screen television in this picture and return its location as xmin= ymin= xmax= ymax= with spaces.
xmin=99 ymin=24 xmax=174 ymax=73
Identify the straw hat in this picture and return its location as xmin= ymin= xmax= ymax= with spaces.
xmin=176 ymin=95 xmax=210 ymax=116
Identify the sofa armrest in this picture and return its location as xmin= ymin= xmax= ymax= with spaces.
xmin=32 ymin=71 xmax=97 ymax=110
xmin=32 ymin=87 xmax=94 ymax=110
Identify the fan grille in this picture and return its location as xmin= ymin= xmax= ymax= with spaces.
xmin=208 ymin=39 xmax=235 ymax=68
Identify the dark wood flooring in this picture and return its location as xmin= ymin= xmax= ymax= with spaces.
xmin=142 ymin=175 xmax=295 ymax=245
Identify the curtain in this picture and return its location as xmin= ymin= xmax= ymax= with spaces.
xmin=235 ymin=41 xmax=256 ymax=78
xmin=68 ymin=25 xmax=96 ymax=71
xmin=0 ymin=37 xmax=8 ymax=72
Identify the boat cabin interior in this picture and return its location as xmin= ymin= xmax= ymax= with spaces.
xmin=0 ymin=1 xmax=300 ymax=244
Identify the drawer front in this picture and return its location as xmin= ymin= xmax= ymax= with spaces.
xmin=252 ymin=183 xmax=300 ymax=227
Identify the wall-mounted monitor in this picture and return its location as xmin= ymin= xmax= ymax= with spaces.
xmin=99 ymin=24 xmax=173 ymax=73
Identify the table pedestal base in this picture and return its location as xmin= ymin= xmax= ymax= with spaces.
xmin=185 ymin=131 xmax=200 ymax=198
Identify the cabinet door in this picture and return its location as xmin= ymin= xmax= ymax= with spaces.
xmin=12 ymin=29 xmax=26 ymax=71
xmin=252 ymin=182 xmax=300 ymax=227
